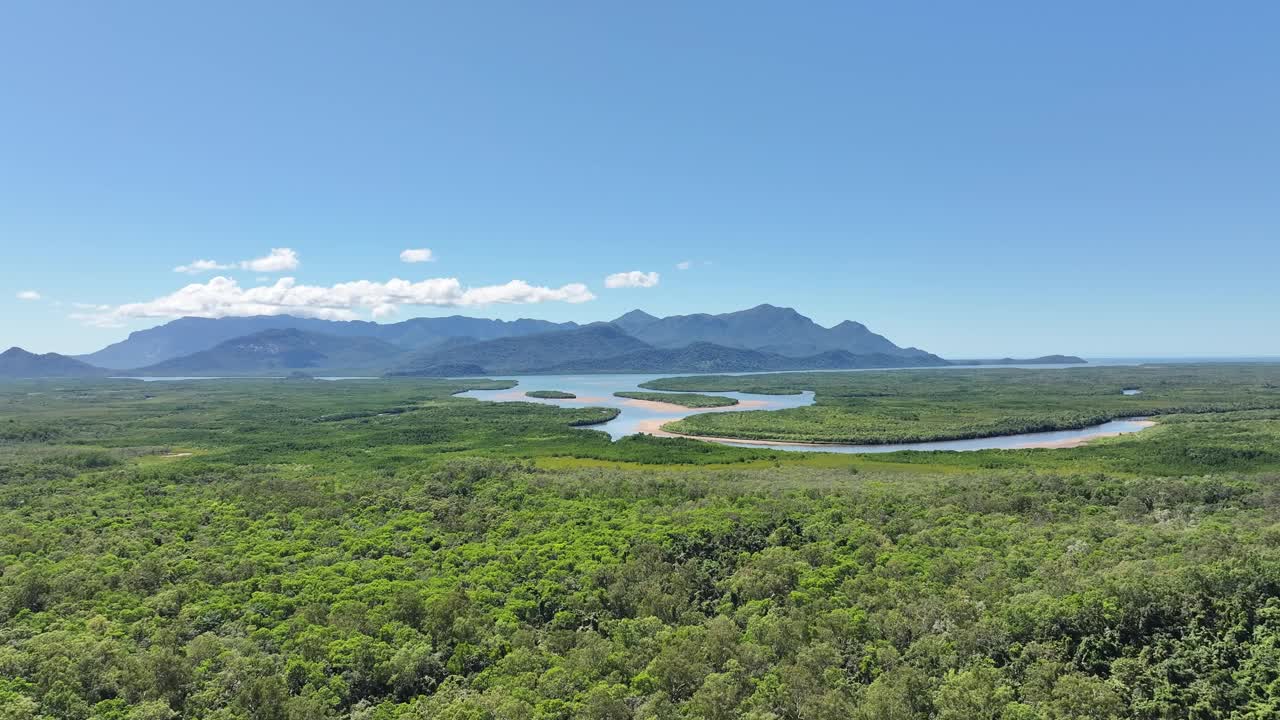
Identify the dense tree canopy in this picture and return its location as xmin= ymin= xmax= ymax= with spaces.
xmin=3 ymin=369 xmax=1280 ymax=718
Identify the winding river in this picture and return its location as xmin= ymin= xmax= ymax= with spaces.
xmin=458 ymin=373 xmax=1155 ymax=453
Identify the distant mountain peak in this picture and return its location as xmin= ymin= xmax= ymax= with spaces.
xmin=614 ymin=309 xmax=658 ymax=322
xmin=611 ymin=309 xmax=661 ymax=334
xmin=744 ymin=303 xmax=799 ymax=314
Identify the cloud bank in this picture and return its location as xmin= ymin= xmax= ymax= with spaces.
xmin=604 ymin=271 xmax=660 ymax=289
xmin=73 ymin=276 xmax=596 ymax=327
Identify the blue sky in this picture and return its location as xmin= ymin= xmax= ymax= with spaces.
xmin=2 ymin=1 xmax=1277 ymax=357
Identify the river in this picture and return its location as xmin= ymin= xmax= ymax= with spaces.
xmin=457 ymin=372 xmax=1155 ymax=453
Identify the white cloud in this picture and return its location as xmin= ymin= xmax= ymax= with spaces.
xmin=675 ymin=260 xmax=692 ymax=270
xmin=73 ymin=275 xmax=596 ymax=327
xmin=174 ymin=248 xmax=298 ymax=274
xmin=239 ymin=247 xmax=299 ymax=272
xmin=400 ymin=248 xmax=435 ymax=263
xmin=174 ymin=259 xmax=233 ymax=274
xmin=604 ymin=270 xmax=660 ymax=289
xmin=16 ymin=290 xmax=41 ymax=301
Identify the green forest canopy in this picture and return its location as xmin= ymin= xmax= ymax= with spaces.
xmin=2 ymin=366 xmax=1280 ymax=718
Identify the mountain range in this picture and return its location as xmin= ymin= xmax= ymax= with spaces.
xmin=1 ymin=305 xmax=1085 ymax=378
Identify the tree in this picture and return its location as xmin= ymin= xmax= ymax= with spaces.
xmin=934 ymin=663 xmax=1014 ymax=720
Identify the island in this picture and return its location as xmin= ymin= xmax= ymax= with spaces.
xmin=952 ymin=355 xmax=1087 ymax=365
xmin=613 ymin=391 xmax=739 ymax=408
xmin=525 ymin=390 xmax=577 ymax=399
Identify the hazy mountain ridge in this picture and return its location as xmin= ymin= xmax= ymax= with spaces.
xmin=79 ymin=315 xmax=579 ymax=369
xmin=391 ymin=324 xmax=652 ymax=376
xmin=533 ymin=343 xmax=945 ymax=375
xmin=135 ymin=328 xmax=409 ymax=374
xmin=0 ymin=347 xmax=110 ymax=378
